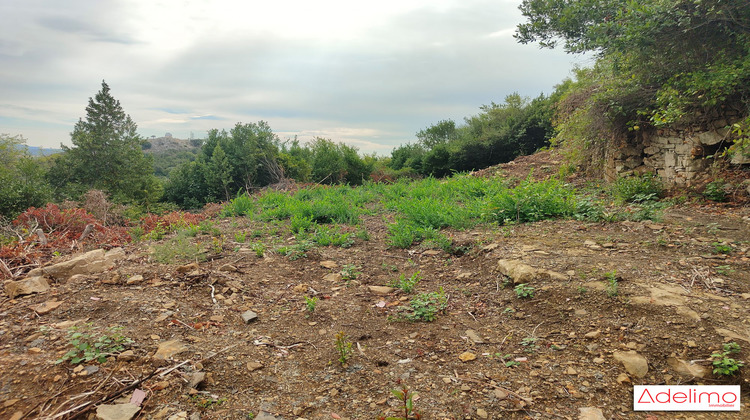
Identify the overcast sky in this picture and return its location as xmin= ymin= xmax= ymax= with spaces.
xmin=0 ymin=0 xmax=586 ymax=154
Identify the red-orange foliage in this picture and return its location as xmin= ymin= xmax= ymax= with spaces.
xmin=138 ymin=211 xmax=206 ymax=234
xmin=0 ymin=204 xmax=129 ymax=277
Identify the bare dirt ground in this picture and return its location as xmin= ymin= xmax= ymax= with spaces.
xmin=1 ymin=157 xmax=749 ymax=420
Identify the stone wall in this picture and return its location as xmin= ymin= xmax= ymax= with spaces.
xmin=605 ymin=119 xmax=745 ymax=186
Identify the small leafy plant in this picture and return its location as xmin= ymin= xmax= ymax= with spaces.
xmin=711 ymin=342 xmax=744 ymax=376
xmin=712 ymin=242 xmax=733 ymax=255
xmin=514 ymin=283 xmax=535 ymax=298
xmin=250 ymin=242 xmax=266 ymax=257
xmin=703 ymin=179 xmax=727 ymax=202
xmin=390 ymin=271 xmax=421 ymax=293
xmin=335 ymin=331 xmax=353 ymax=365
xmin=605 ymin=270 xmax=618 ymax=297
xmin=340 ymin=264 xmax=361 ymax=281
xmin=56 ymin=324 xmax=133 ymax=364
xmin=233 ymin=231 xmax=247 ymax=243
xmin=406 ymin=287 xmax=448 ymax=322
xmin=304 ymin=295 xmax=319 ymax=313
xmin=190 ymin=395 xmax=227 ymax=410
xmin=379 ymin=386 xmax=421 ymax=420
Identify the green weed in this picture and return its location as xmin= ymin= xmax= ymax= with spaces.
xmin=611 ymin=174 xmax=663 ymax=203
xmin=711 ymin=342 xmax=744 ymax=376
xmin=334 ymin=331 xmax=353 ymax=365
xmin=56 ymin=324 xmax=133 ymax=364
xmin=304 ymin=296 xmax=319 ymax=313
xmin=390 ymin=271 xmax=421 ymax=293
xmin=379 ymin=386 xmax=420 ymax=420
xmin=406 ymin=287 xmax=448 ymax=322
xmin=514 ymin=283 xmax=535 ymax=298
xmin=605 ymin=270 xmax=618 ymax=297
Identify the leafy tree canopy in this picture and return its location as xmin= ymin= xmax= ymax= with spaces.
xmin=516 ymin=0 xmax=750 ymax=126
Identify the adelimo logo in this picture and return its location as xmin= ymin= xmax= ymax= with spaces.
xmin=634 ymin=385 xmax=740 ymax=411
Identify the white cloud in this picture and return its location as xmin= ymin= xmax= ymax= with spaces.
xmin=0 ymin=0 xmax=583 ymax=153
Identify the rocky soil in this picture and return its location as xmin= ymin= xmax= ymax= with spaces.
xmin=1 ymin=164 xmax=749 ymax=420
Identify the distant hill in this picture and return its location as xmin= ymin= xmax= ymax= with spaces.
xmin=22 ymin=145 xmax=64 ymax=156
xmin=142 ymin=135 xmax=203 ymax=153
xmin=143 ymin=135 xmax=203 ymax=178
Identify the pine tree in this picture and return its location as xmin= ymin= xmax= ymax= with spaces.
xmin=59 ymin=81 xmax=156 ymax=202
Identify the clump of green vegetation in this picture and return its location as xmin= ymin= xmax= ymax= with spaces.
xmin=334 ymin=331 xmax=353 ymax=365
xmin=290 ymin=214 xmax=314 ymax=234
xmin=355 ymin=226 xmax=371 ymax=241
xmin=711 ymin=342 xmax=744 ymax=376
xmin=514 ymin=283 xmax=535 ymax=298
xmin=486 ymin=177 xmax=577 ymax=224
xmin=198 ymin=220 xmax=221 ymax=236
xmin=703 ymin=179 xmax=727 ymax=202
xmin=390 ymin=271 xmax=421 ymax=293
xmin=221 ymin=192 xmax=255 ymax=217
xmin=233 ymin=230 xmax=247 ymax=243
xmin=379 ymin=386 xmax=421 ymax=420
xmin=304 ymin=296 xmax=319 ymax=313
xmin=605 ymin=270 xmax=619 ymax=297
xmin=275 ymin=241 xmax=313 ymax=260
xmin=716 ymin=265 xmax=735 ymax=275
xmin=712 ymin=242 xmax=733 ymax=255
xmin=312 ymin=225 xmax=353 ymax=248
xmin=521 ymin=336 xmax=540 ymax=353
xmin=611 ymin=174 xmax=663 ymax=203
xmin=406 ymin=287 xmax=448 ymax=322
xmin=249 ymin=242 xmax=266 ymax=257
xmin=128 ymin=226 xmax=145 ymax=242
xmin=190 ymin=395 xmax=227 ymax=410
xmin=340 ymin=264 xmax=361 ymax=281
xmin=56 ymin=324 xmax=133 ymax=364
xmin=152 ymin=233 xmax=205 ymax=263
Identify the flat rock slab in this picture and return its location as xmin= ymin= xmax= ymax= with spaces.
xmin=578 ymin=407 xmax=606 ymax=420
xmin=368 ymin=286 xmax=395 ymax=295
xmin=29 ymin=300 xmax=63 ymax=314
xmin=4 ymin=276 xmax=50 ymax=299
xmin=153 ymin=339 xmax=189 ymax=360
xmin=96 ymin=403 xmax=140 ymax=420
xmin=496 ymin=259 xmax=567 ymax=284
xmin=613 ymin=351 xmax=649 ymax=378
xmin=667 ymin=357 xmax=706 ymax=378
xmin=465 ymin=329 xmax=484 ymax=344
xmin=28 ymin=248 xmax=124 ymax=281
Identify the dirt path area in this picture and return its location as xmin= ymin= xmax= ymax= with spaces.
xmin=1 ymin=156 xmax=749 ymax=420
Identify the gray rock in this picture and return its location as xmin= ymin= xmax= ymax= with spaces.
xmin=187 ymin=371 xmax=206 ymax=389
xmin=241 ymin=310 xmax=258 ymax=323
xmin=96 ymin=403 xmax=140 ymax=420
xmin=465 ymin=329 xmax=484 ymax=344
xmin=4 ymin=276 xmax=50 ymax=299
xmin=613 ymin=351 xmax=649 ymax=378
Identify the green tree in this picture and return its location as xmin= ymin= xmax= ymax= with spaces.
xmin=516 ymin=0 xmax=750 ymax=126
xmin=52 ymin=81 xmax=157 ymax=203
xmin=204 ymin=144 xmax=232 ymax=201
xmin=416 ymin=120 xmax=458 ymax=149
xmin=0 ymin=134 xmax=51 ymax=218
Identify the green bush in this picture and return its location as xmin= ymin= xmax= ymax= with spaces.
xmin=485 ymin=178 xmax=576 ymax=224
xmin=221 ymin=192 xmax=255 ymax=216
xmin=611 ymin=174 xmax=663 ymax=203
